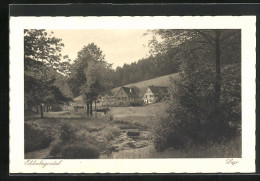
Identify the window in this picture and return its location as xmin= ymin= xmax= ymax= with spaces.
xmin=117 ymin=97 xmax=120 ymax=100
xmin=150 ymin=95 xmax=153 ymax=98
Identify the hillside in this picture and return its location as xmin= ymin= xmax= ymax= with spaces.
xmin=110 ymin=73 xmax=179 ymax=96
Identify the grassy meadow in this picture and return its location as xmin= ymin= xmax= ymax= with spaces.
xmin=24 ymin=102 xmax=240 ymax=159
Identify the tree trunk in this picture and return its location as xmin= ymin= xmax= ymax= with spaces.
xmin=36 ymin=106 xmax=39 ymax=114
xmin=46 ymin=106 xmax=48 ymax=112
xmin=90 ymin=101 xmax=93 ymax=116
xmin=95 ymin=101 xmax=96 ymax=111
xmin=40 ymin=104 xmax=44 ymax=118
xmin=87 ymin=101 xmax=90 ymax=116
xmin=215 ymin=30 xmax=221 ymax=105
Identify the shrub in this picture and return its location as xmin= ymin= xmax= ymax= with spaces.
xmin=153 ymin=61 xmax=241 ymax=152
xmin=59 ymin=123 xmax=76 ymax=142
xmin=130 ymin=100 xmax=144 ymax=106
xmin=24 ymin=124 xmax=53 ymax=153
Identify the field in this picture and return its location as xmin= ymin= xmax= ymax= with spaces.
xmin=24 ymin=102 xmax=240 ymax=159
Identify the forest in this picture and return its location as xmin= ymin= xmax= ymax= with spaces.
xmin=24 ymin=29 xmax=241 ymax=154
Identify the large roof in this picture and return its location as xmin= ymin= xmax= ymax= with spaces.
xmin=147 ymin=86 xmax=168 ymax=95
xmin=116 ymin=87 xmax=138 ymax=98
xmin=73 ymin=95 xmax=84 ymax=101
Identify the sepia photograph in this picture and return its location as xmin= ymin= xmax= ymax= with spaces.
xmin=24 ymin=29 xmax=241 ymax=159
xmin=9 ymin=16 xmax=255 ymax=173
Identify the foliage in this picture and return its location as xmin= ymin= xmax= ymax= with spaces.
xmin=68 ymin=43 xmax=114 ymax=115
xmin=24 ymin=29 xmax=71 ymax=114
xmin=59 ymin=124 xmax=77 ymax=142
xmin=151 ymin=29 xmax=241 ymax=151
xmin=153 ymin=62 xmax=241 ymax=151
xmin=83 ymin=60 xmax=114 ymax=102
xmin=24 ymin=124 xmax=53 ymax=153
xmin=50 ymin=122 xmax=100 ymax=158
xmin=110 ymin=29 xmax=240 ymax=88
xmin=130 ymin=99 xmax=144 ymax=106
xmin=112 ymin=52 xmax=180 ymax=87
xmin=68 ymin=43 xmax=112 ymax=97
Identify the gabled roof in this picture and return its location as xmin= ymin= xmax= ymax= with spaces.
xmin=146 ymin=85 xmax=168 ymax=95
xmin=116 ymin=87 xmax=138 ymax=98
xmin=73 ymin=95 xmax=84 ymax=101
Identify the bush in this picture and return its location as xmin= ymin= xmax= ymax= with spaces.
xmin=49 ymin=124 xmax=100 ymax=158
xmin=59 ymin=123 xmax=76 ymax=142
xmin=153 ymin=60 xmax=241 ymax=151
xmin=24 ymin=124 xmax=53 ymax=153
xmin=130 ymin=100 xmax=144 ymax=106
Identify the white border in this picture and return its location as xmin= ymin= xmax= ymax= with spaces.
xmin=9 ymin=16 xmax=256 ymax=173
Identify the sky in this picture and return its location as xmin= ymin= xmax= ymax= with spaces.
xmin=48 ymin=29 xmax=153 ymax=69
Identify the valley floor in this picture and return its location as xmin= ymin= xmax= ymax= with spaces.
xmin=24 ymin=102 xmax=241 ymax=159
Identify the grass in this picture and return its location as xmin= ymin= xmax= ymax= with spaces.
xmin=25 ymin=104 xmax=240 ymax=159
xmin=111 ymin=136 xmax=241 ymax=159
xmin=109 ymin=102 xmax=167 ymax=118
xmin=49 ymin=141 xmax=100 ymax=159
xmin=24 ymin=123 xmax=53 ymax=153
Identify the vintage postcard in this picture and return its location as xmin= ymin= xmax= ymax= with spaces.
xmin=9 ymin=16 xmax=256 ymax=173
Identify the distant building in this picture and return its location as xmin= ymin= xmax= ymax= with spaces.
xmin=114 ymin=87 xmax=139 ymax=104
xmin=71 ymin=95 xmax=86 ymax=112
xmin=142 ymin=85 xmax=168 ymax=104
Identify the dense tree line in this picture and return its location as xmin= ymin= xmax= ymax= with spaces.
xmin=112 ymin=29 xmax=240 ymax=88
xmin=112 ymin=50 xmax=180 ymax=87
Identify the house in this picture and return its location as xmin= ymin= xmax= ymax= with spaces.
xmin=142 ymin=85 xmax=168 ymax=104
xmin=71 ymin=95 xmax=109 ymax=111
xmin=71 ymin=95 xmax=86 ymax=112
xmin=114 ymin=87 xmax=139 ymax=104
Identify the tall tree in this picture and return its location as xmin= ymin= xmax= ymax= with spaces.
xmin=24 ymin=29 xmax=70 ymax=117
xmin=148 ymin=29 xmax=241 ymax=105
xmin=68 ymin=43 xmax=113 ymax=116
